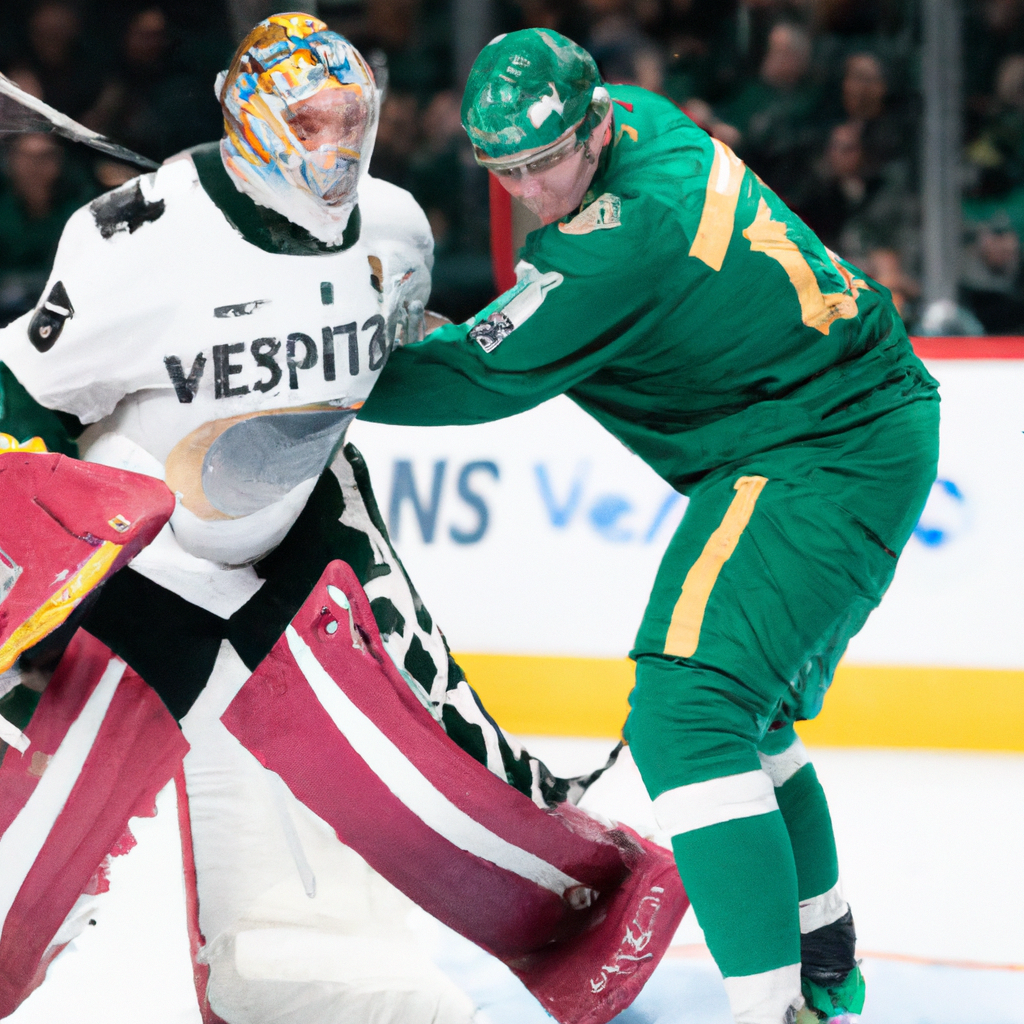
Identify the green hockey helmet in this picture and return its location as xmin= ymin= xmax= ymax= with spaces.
xmin=462 ymin=29 xmax=611 ymax=168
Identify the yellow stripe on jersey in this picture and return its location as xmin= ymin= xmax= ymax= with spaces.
xmin=743 ymin=198 xmax=859 ymax=334
xmin=688 ymin=138 xmax=746 ymax=272
xmin=663 ymin=475 xmax=768 ymax=659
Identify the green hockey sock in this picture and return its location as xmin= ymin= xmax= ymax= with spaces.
xmin=671 ymin=811 xmax=800 ymax=977
xmin=775 ymin=762 xmax=839 ymax=902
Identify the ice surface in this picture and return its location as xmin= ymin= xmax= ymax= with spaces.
xmin=6 ymin=741 xmax=1024 ymax=1023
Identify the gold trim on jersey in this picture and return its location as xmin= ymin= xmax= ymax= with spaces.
xmin=688 ymin=138 xmax=746 ymax=272
xmin=0 ymin=540 xmax=122 ymax=674
xmin=743 ymin=198 xmax=859 ymax=334
xmin=165 ymin=402 xmax=360 ymax=521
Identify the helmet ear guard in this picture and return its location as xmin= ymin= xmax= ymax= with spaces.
xmin=577 ymin=85 xmax=611 ymax=143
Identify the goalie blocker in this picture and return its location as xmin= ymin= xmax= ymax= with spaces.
xmin=0 ymin=448 xmax=175 ymax=677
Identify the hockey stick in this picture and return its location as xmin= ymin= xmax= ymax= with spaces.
xmin=0 ymin=72 xmax=159 ymax=170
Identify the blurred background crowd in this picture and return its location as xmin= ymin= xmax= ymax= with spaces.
xmin=1 ymin=0 xmax=1023 ymax=334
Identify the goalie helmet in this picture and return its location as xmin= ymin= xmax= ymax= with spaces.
xmin=217 ymin=13 xmax=379 ymax=244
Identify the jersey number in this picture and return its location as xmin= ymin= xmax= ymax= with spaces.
xmin=688 ymin=140 xmax=861 ymax=335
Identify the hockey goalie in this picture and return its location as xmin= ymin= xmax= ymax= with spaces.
xmin=0 ymin=14 xmax=686 ymax=1024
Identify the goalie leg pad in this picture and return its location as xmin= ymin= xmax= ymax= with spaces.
xmin=0 ymin=630 xmax=189 ymax=1015
xmin=222 ymin=560 xmax=688 ymax=1024
xmin=203 ymin=927 xmax=478 ymax=1024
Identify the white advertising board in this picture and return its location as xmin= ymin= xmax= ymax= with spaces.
xmin=348 ymin=357 xmax=1024 ymax=670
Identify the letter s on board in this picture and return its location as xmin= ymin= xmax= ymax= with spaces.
xmin=450 ymin=461 xmax=499 ymax=545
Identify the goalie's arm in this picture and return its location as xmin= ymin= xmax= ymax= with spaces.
xmin=0 ymin=175 xmax=172 ymax=427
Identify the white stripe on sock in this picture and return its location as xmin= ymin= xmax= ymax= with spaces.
xmin=723 ymin=963 xmax=802 ymax=1024
xmin=285 ymin=625 xmax=584 ymax=898
xmin=800 ymin=879 xmax=849 ymax=934
xmin=652 ymin=770 xmax=778 ymax=836
xmin=0 ymin=657 xmax=125 ymax=929
xmin=758 ymin=736 xmax=809 ymax=788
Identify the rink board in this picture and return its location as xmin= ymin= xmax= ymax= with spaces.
xmin=348 ymin=340 xmax=1024 ymax=750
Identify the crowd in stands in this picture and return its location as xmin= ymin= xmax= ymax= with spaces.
xmin=0 ymin=0 xmax=231 ymax=324
xmin=4 ymin=0 xmax=1024 ymax=333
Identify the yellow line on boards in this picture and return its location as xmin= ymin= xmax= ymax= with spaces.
xmin=454 ymin=653 xmax=634 ymax=738
xmin=453 ymin=654 xmax=1024 ymax=752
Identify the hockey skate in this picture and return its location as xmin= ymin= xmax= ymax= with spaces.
xmin=799 ymin=963 xmax=865 ymax=1022
xmin=799 ymin=903 xmax=865 ymax=1022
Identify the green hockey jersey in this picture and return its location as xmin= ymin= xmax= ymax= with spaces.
xmin=361 ymin=85 xmax=937 ymax=499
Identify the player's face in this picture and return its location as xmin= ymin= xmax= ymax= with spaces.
xmin=282 ymin=87 xmax=369 ymax=205
xmin=285 ymin=87 xmax=367 ymax=157
xmin=493 ymin=111 xmax=612 ymax=224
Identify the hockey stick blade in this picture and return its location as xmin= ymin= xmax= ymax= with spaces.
xmin=0 ymin=72 xmax=159 ymax=170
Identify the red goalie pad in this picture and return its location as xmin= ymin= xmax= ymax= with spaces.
xmin=0 ymin=631 xmax=191 ymax=1016
xmin=222 ymin=560 xmax=688 ymax=1024
xmin=0 ymin=452 xmax=175 ymax=672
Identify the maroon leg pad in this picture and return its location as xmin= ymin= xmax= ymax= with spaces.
xmin=222 ymin=560 xmax=688 ymax=1024
xmin=0 ymin=630 xmax=188 ymax=1015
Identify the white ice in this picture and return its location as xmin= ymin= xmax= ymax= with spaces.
xmin=6 ymin=742 xmax=1024 ymax=1024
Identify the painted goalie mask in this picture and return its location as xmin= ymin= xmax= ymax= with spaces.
xmin=217 ymin=12 xmax=379 ymax=242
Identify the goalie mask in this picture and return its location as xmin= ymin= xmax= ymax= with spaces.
xmin=217 ymin=12 xmax=378 ymax=244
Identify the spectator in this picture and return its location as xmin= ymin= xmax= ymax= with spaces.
xmin=3 ymin=2 xmax=105 ymax=121
xmin=660 ymin=0 xmax=744 ymax=106
xmin=370 ymin=90 xmax=420 ymax=191
xmin=835 ymin=52 xmax=915 ymax=170
xmin=409 ymin=89 xmax=494 ymax=320
xmin=580 ymin=0 xmax=665 ymax=92
xmin=796 ymin=121 xmax=916 ymax=268
xmin=0 ymin=133 xmax=96 ymax=326
xmin=86 ymin=6 xmax=224 ymax=162
xmin=860 ymin=246 xmax=919 ymax=322
xmin=964 ymin=0 xmax=1024 ymax=104
xmin=506 ymin=0 xmax=592 ymax=40
xmin=716 ymin=21 xmax=825 ymax=199
xmin=681 ymin=97 xmax=742 ymax=148
xmin=796 ymin=122 xmax=875 ymax=250
xmin=582 ymin=0 xmax=637 ymax=47
xmin=410 ymin=89 xmax=469 ymax=253
xmin=598 ymin=37 xmax=665 ymax=92
xmin=331 ymin=0 xmax=453 ymax=101
xmin=966 ymin=52 xmax=1024 ymax=197
xmin=961 ymin=211 xmax=1024 ymax=332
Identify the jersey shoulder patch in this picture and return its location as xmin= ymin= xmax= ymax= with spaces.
xmin=468 ymin=260 xmax=563 ymax=352
xmin=89 ymin=159 xmax=197 ymax=241
xmin=90 ymin=178 xmax=166 ymax=240
xmin=558 ymin=193 xmax=621 ymax=235
xmin=27 ymin=281 xmax=74 ymax=352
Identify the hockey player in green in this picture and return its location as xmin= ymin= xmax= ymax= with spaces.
xmin=360 ymin=28 xmax=939 ymax=1024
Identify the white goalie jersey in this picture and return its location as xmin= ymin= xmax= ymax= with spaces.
xmin=0 ymin=153 xmax=433 ymax=570
xmin=0 ymin=148 xmax=587 ymax=810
